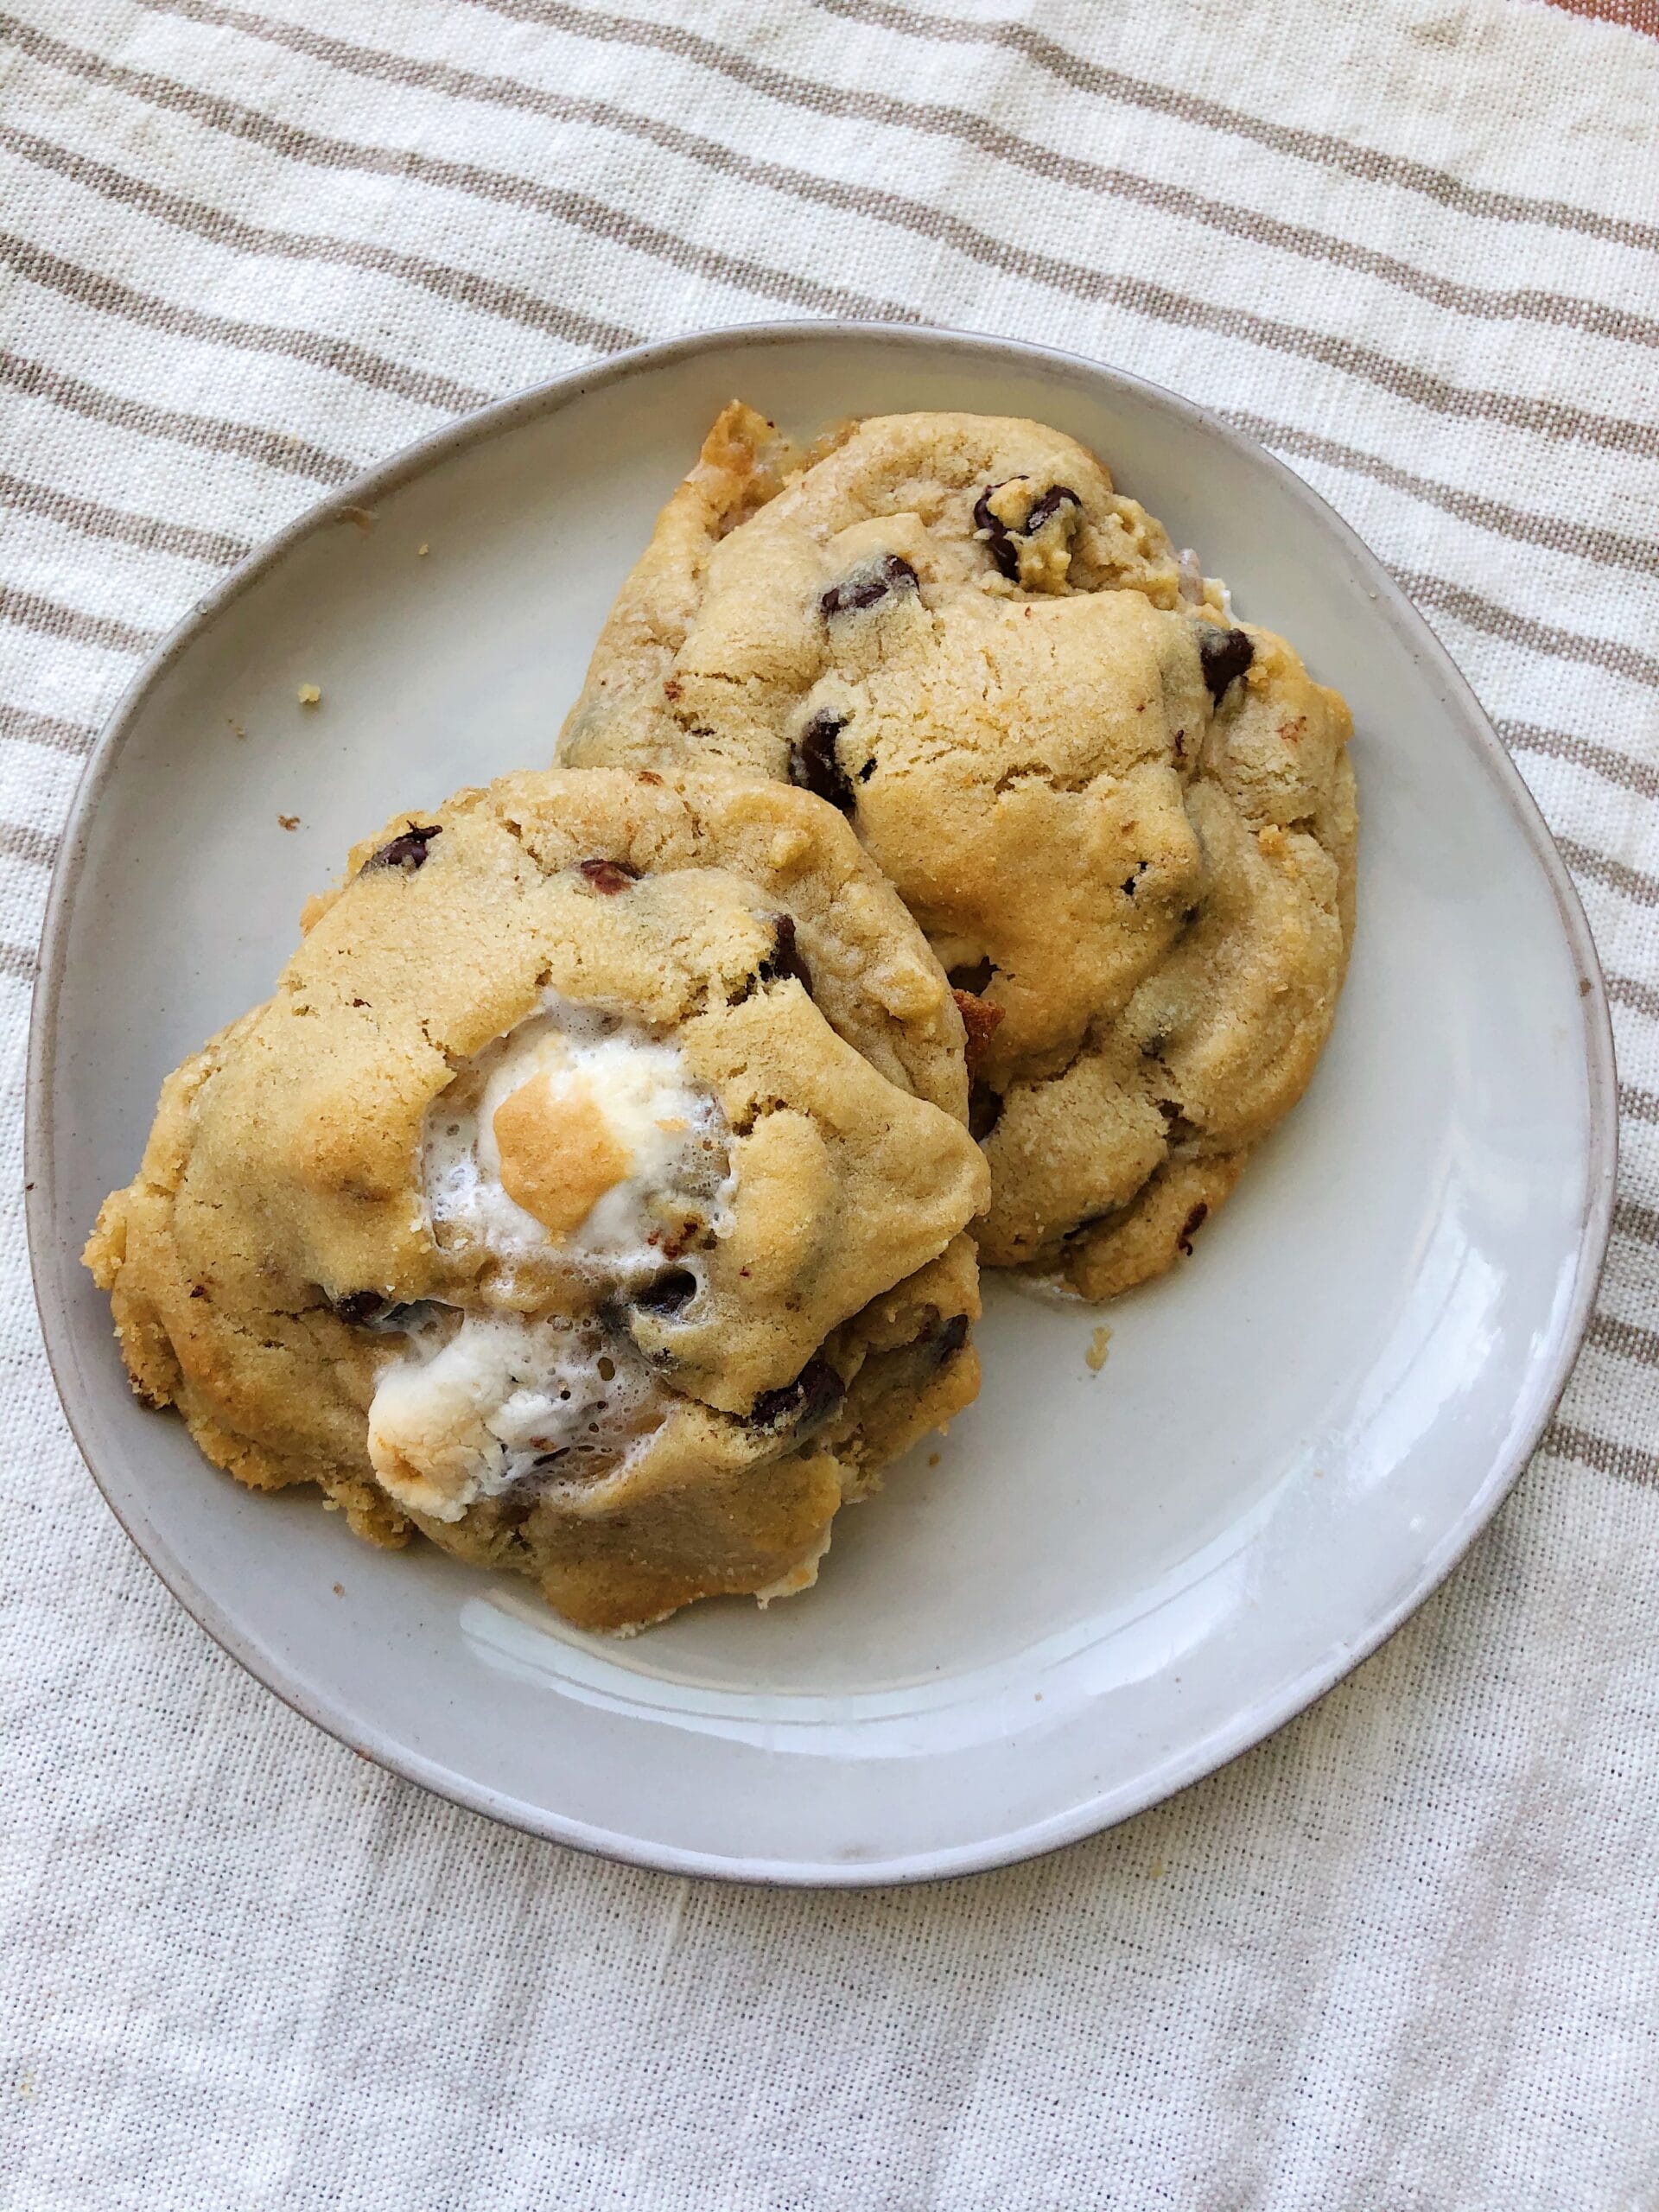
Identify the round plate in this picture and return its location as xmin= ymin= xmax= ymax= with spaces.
xmin=28 ymin=323 xmax=1616 ymax=1885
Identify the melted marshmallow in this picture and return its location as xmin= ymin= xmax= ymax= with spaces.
xmin=366 ymin=994 xmax=734 ymax=1522
xmin=423 ymin=993 xmax=733 ymax=1281
xmin=368 ymin=1309 xmax=662 ymax=1522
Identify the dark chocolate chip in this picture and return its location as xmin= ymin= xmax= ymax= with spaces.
xmin=820 ymin=554 xmax=918 ymax=619
xmin=577 ymin=857 xmax=640 ymax=893
xmin=857 ymin=758 xmax=876 ymax=783
xmin=365 ymin=823 xmax=441 ymax=874
xmin=1022 ymin=485 xmax=1081 ymax=533
xmin=1177 ymin=1202 xmax=1209 ymax=1256
xmin=1198 ymin=626 xmax=1255 ymax=702
xmin=974 ymin=483 xmax=1080 ymax=578
xmin=789 ymin=713 xmax=855 ymax=812
xmin=1159 ymin=1100 xmax=1199 ymax=1146
xmin=969 ymin=1082 xmax=1004 ymax=1141
xmin=331 ymin=1291 xmax=426 ymax=1332
xmin=747 ymin=1355 xmax=846 ymax=1437
xmin=930 ymin=1312 xmax=970 ymax=1368
xmin=634 ymin=1268 xmax=697 ymax=1316
xmin=973 ymin=484 xmax=1019 ymax=580
xmin=759 ymin=912 xmax=814 ymax=995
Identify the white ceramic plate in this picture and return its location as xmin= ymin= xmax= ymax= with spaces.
xmin=29 ymin=324 xmax=1616 ymax=1885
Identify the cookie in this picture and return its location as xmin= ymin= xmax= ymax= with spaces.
xmin=86 ymin=766 xmax=989 ymax=1632
xmin=559 ymin=406 xmax=1356 ymax=1295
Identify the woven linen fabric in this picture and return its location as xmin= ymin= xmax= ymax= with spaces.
xmin=3 ymin=2 xmax=1658 ymax=2205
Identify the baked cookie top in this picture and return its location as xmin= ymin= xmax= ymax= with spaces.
xmin=559 ymin=407 xmax=1356 ymax=1294
xmin=86 ymin=766 xmax=988 ymax=1630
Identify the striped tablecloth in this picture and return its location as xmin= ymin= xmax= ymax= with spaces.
xmin=4 ymin=3 xmax=1657 ymax=2205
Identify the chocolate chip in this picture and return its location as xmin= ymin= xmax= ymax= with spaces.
xmin=952 ymin=986 xmax=1004 ymax=1080
xmin=331 ymin=1291 xmax=426 ymax=1332
xmin=634 ymin=1268 xmax=697 ymax=1316
xmin=820 ymin=554 xmax=918 ymax=618
xmin=790 ymin=713 xmax=855 ymax=812
xmin=973 ymin=485 xmax=1019 ymax=580
xmin=974 ymin=483 xmax=1080 ymax=578
xmin=759 ymin=912 xmax=814 ymax=995
xmin=930 ymin=1312 xmax=969 ymax=1367
xmin=1177 ymin=1201 xmax=1209 ymax=1256
xmin=969 ymin=1082 xmax=1004 ymax=1141
xmin=365 ymin=823 xmax=441 ymax=874
xmin=1023 ymin=485 xmax=1081 ymax=534
xmin=1198 ymin=626 xmax=1254 ymax=702
xmin=748 ymin=1355 xmax=846 ymax=1437
xmin=577 ymin=857 xmax=639 ymax=893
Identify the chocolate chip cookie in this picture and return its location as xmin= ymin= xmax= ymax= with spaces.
xmin=559 ymin=406 xmax=1356 ymax=1296
xmin=86 ymin=766 xmax=989 ymax=1632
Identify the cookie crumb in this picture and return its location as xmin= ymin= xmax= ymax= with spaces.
xmin=277 ymin=814 xmax=300 ymax=830
xmin=1149 ymin=1857 xmax=1166 ymax=1880
xmin=928 ymin=1452 xmax=941 ymax=1467
xmin=333 ymin=1582 xmax=344 ymax=1596
xmin=340 ymin=505 xmax=376 ymax=533
xmin=226 ymin=717 xmax=245 ymax=739
xmin=416 ymin=542 xmax=429 ymax=557
xmin=1085 ymin=1325 xmax=1111 ymax=1373
xmin=768 ymin=826 xmax=812 ymax=874
xmin=297 ymin=684 xmax=321 ymax=707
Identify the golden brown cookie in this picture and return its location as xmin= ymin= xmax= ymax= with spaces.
xmin=86 ymin=766 xmax=989 ymax=1631
xmin=559 ymin=407 xmax=1356 ymax=1296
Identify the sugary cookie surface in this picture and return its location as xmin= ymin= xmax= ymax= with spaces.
xmin=86 ymin=767 xmax=988 ymax=1631
xmin=560 ymin=407 xmax=1357 ymax=1295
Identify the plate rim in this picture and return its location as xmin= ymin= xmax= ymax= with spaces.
xmin=25 ymin=317 xmax=1619 ymax=1887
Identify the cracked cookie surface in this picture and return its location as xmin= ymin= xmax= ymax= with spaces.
xmin=86 ymin=766 xmax=988 ymax=1631
xmin=559 ymin=406 xmax=1357 ymax=1295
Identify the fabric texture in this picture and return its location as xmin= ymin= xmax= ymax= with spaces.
xmin=3 ymin=3 xmax=1657 ymax=2205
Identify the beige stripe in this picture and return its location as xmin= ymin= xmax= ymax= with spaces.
xmin=1400 ymin=570 xmax=1659 ymax=689
xmin=0 ymin=701 xmax=95 ymax=753
xmin=140 ymin=0 xmax=1659 ymax=357
xmin=1226 ymin=411 xmax=1658 ymax=576
xmin=1543 ymin=1420 xmax=1659 ymax=1485
xmin=0 ymin=582 xmax=159 ymax=657
xmin=0 ymin=123 xmax=641 ymax=363
xmin=0 ymin=940 xmax=38 ymax=982
xmin=1500 ymin=719 xmax=1659 ymax=804
xmin=0 ymin=818 xmax=59 ymax=870
xmin=0 ymin=468 xmax=250 ymax=565
xmin=0 ymin=230 xmax=493 ymax=417
xmin=1621 ymin=1083 xmax=1659 ymax=1125
xmin=1614 ymin=1196 xmax=1659 ymax=1245
xmin=1609 ymin=972 xmax=1659 ymax=1022
xmin=1557 ymin=837 xmax=1659 ymax=910
xmin=1587 ymin=1311 xmax=1659 ymax=1369
xmin=1 ymin=350 xmax=356 ymax=483
xmin=807 ymin=0 xmax=1659 ymax=253
xmin=24 ymin=10 xmax=1659 ymax=460
xmin=9 ymin=17 xmax=912 ymax=329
